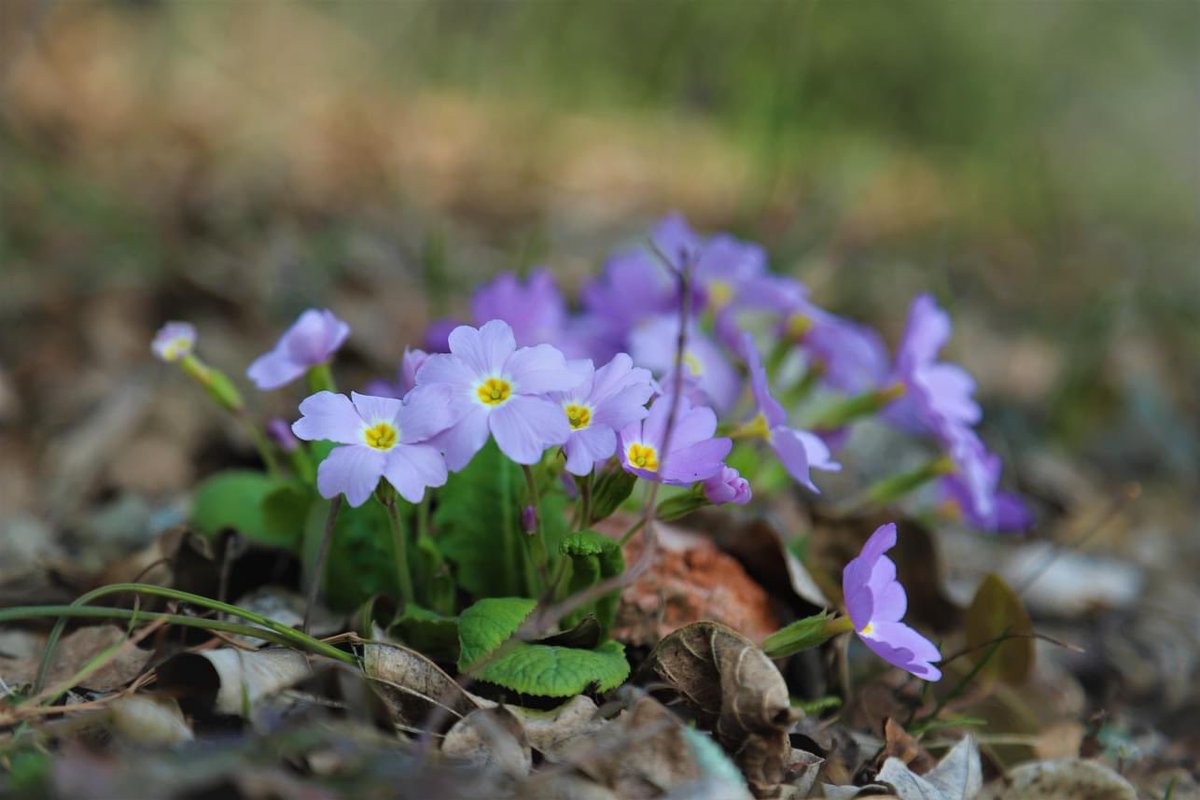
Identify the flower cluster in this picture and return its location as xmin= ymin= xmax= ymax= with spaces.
xmin=153 ymin=212 xmax=1030 ymax=683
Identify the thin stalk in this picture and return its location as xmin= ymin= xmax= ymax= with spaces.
xmin=305 ymin=362 xmax=337 ymax=394
xmin=33 ymin=583 xmax=353 ymax=691
xmin=521 ymin=464 xmax=549 ymax=583
xmin=304 ymin=495 xmax=342 ymax=633
xmin=383 ymin=496 xmax=416 ymax=607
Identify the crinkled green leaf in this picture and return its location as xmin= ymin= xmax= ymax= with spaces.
xmin=472 ymin=640 xmax=630 ymax=697
xmin=588 ymin=468 xmax=637 ymax=525
xmin=559 ymin=530 xmax=624 ymax=632
xmin=457 ymin=597 xmax=537 ymax=670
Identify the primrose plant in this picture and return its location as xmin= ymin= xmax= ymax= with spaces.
xmin=153 ymin=213 xmax=1030 ymax=696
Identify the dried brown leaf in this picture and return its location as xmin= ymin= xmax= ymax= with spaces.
xmin=156 ymin=648 xmax=316 ymax=717
xmin=442 ymin=706 xmax=532 ymax=777
xmin=360 ymin=641 xmax=479 ymax=733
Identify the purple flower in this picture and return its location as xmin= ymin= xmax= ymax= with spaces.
xmin=771 ymin=297 xmax=891 ymax=394
xmin=471 ymin=268 xmax=568 ymax=348
xmin=412 ymin=320 xmax=584 ymax=469
xmin=579 ymin=249 xmax=678 ymax=359
xmin=742 ymin=334 xmax=840 ymax=492
xmin=550 ymin=354 xmax=655 ymax=476
xmin=886 ymin=294 xmax=980 ymax=434
xmin=629 ymin=315 xmax=740 ymax=413
xmin=938 ymin=424 xmax=1032 ymax=532
xmin=291 ymin=391 xmax=451 ymax=506
xmin=152 ymin=321 xmax=196 ymax=362
xmin=618 ymin=395 xmax=731 ymax=485
xmin=247 ymin=309 xmax=350 ymax=390
xmin=423 ymin=318 xmax=464 ymax=353
xmin=843 ymin=523 xmax=942 ymax=681
xmin=364 ymin=348 xmax=430 ymax=399
xmin=703 ymin=466 xmax=752 ymax=505
xmin=266 ymin=417 xmax=300 ymax=453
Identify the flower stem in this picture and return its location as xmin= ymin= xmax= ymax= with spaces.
xmin=303 ymin=495 xmax=342 ymax=633
xmin=805 ymin=381 xmax=905 ymax=430
xmin=860 ymin=454 xmax=955 ymax=508
xmin=305 ymin=362 xmax=337 ymax=394
xmin=521 ymin=464 xmax=550 ymax=587
xmin=617 ymin=516 xmax=646 ymax=546
xmin=382 ymin=494 xmax=416 ymax=608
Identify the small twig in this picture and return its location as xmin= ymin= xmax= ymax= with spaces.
xmin=304 ymin=495 xmax=343 ymax=633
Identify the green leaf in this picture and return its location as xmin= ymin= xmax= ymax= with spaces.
xmin=391 ymin=605 xmax=460 ymax=663
xmin=964 ymin=572 xmax=1034 ymax=685
xmin=192 ymin=470 xmax=288 ymax=547
xmin=559 ymin=530 xmax=624 ymax=632
xmin=458 ymin=596 xmax=537 ymax=670
xmin=306 ymin=498 xmax=399 ymax=611
xmin=588 ymin=467 xmax=637 ymax=524
xmin=413 ymin=533 xmax=456 ymax=616
xmin=260 ymin=481 xmax=315 ymax=549
xmin=434 ymin=441 xmax=528 ymax=598
xmin=472 ymin=639 xmax=629 ymax=697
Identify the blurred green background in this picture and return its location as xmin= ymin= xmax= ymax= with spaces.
xmin=1 ymin=0 xmax=1197 ymax=516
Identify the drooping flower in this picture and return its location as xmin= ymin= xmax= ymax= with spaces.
xmin=151 ymin=321 xmax=196 ymax=362
xmin=291 ymin=391 xmax=452 ymax=507
xmin=703 ymin=465 xmax=752 ymax=505
xmin=471 ymin=268 xmax=568 ymax=348
xmin=411 ymin=320 xmax=584 ymax=469
xmin=843 ymin=523 xmax=942 ymax=681
xmin=364 ymin=348 xmax=430 ymax=399
xmin=885 ymin=294 xmax=980 ymax=434
xmin=740 ymin=334 xmax=840 ymax=492
xmin=618 ymin=395 xmax=731 ymax=485
xmin=938 ymin=423 xmax=1032 ymax=532
xmin=549 ymin=354 xmax=655 ymax=476
xmin=629 ymin=315 xmax=740 ymax=413
xmin=247 ymin=309 xmax=350 ymax=391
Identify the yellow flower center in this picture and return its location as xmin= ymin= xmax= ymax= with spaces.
xmin=626 ymin=442 xmax=660 ymax=472
xmin=564 ymin=402 xmax=592 ymax=430
xmin=363 ymin=421 xmax=398 ymax=451
xmin=161 ymin=337 xmax=192 ymax=361
xmin=859 ymin=622 xmax=875 ymax=636
xmin=784 ymin=313 xmax=812 ymax=341
xmin=475 ymin=376 xmax=513 ymax=406
xmin=707 ymin=279 xmax=735 ymax=310
xmin=733 ymin=411 xmax=771 ymax=441
xmin=682 ymin=351 xmax=704 ymax=376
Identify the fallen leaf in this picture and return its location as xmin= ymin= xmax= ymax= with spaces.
xmin=156 ymin=648 xmax=316 ymax=717
xmin=635 ymin=621 xmax=796 ymax=797
xmin=882 ymin=718 xmax=936 ymax=774
xmin=875 ymin=735 xmax=982 ymax=800
xmin=964 ymin=573 xmax=1034 ymax=685
xmin=442 ymin=706 xmax=532 ymax=777
xmin=360 ymin=641 xmax=479 ymax=733
xmin=977 ymin=758 xmax=1137 ymax=800
xmin=0 ymin=625 xmax=151 ymax=692
xmin=108 ymin=696 xmax=194 ymax=745
xmin=507 ymin=694 xmax=605 ymax=760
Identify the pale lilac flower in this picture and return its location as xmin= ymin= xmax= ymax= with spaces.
xmin=618 ymin=395 xmax=731 ymax=485
xmin=742 ymin=334 xmax=840 ymax=492
xmin=291 ymin=391 xmax=452 ymax=507
xmin=703 ymin=466 xmax=752 ymax=505
xmin=151 ymin=321 xmax=196 ymax=362
xmin=247 ymin=309 xmax=350 ymax=390
xmin=471 ymin=268 xmax=567 ymax=348
xmin=364 ymin=348 xmax=430 ymax=399
xmin=886 ymin=294 xmax=980 ymax=434
xmin=843 ymin=523 xmax=942 ymax=681
xmin=938 ymin=423 xmax=1032 ymax=532
xmin=629 ymin=315 xmax=740 ymax=413
xmin=550 ymin=354 xmax=655 ymax=476
xmin=412 ymin=320 xmax=584 ymax=469
xmin=773 ymin=297 xmax=890 ymax=394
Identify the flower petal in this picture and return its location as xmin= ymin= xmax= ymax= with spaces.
xmin=489 ymin=396 xmax=571 ymax=464
xmin=397 ymin=384 xmax=462 ymax=443
xmin=247 ymin=347 xmax=304 ymax=390
xmin=350 ymin=392 xmax=404 ymax=425
xmin=563 ymin=426 xmax=617 ymax=476
xmin=433 ymin=407 xmax=491 ymax=471
xmin=293 ymin=392 xmax=363 ymax=444
xmin=659 ymin=437 xmax=731 ymax=484
xmin=383 ymin=444 xmax=448 ymax=503
xmin=415 ymin=352 xmax=477 ymax=388
xmin=859 ymin=621 xmax=942 ymax=681
xmin=449 ymin=320 xmax=515 ymax=376
xmin=317 ymin=445 xmax=385 ymax=507
xmin=505 ymin=343 xmax=580 ymax=394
